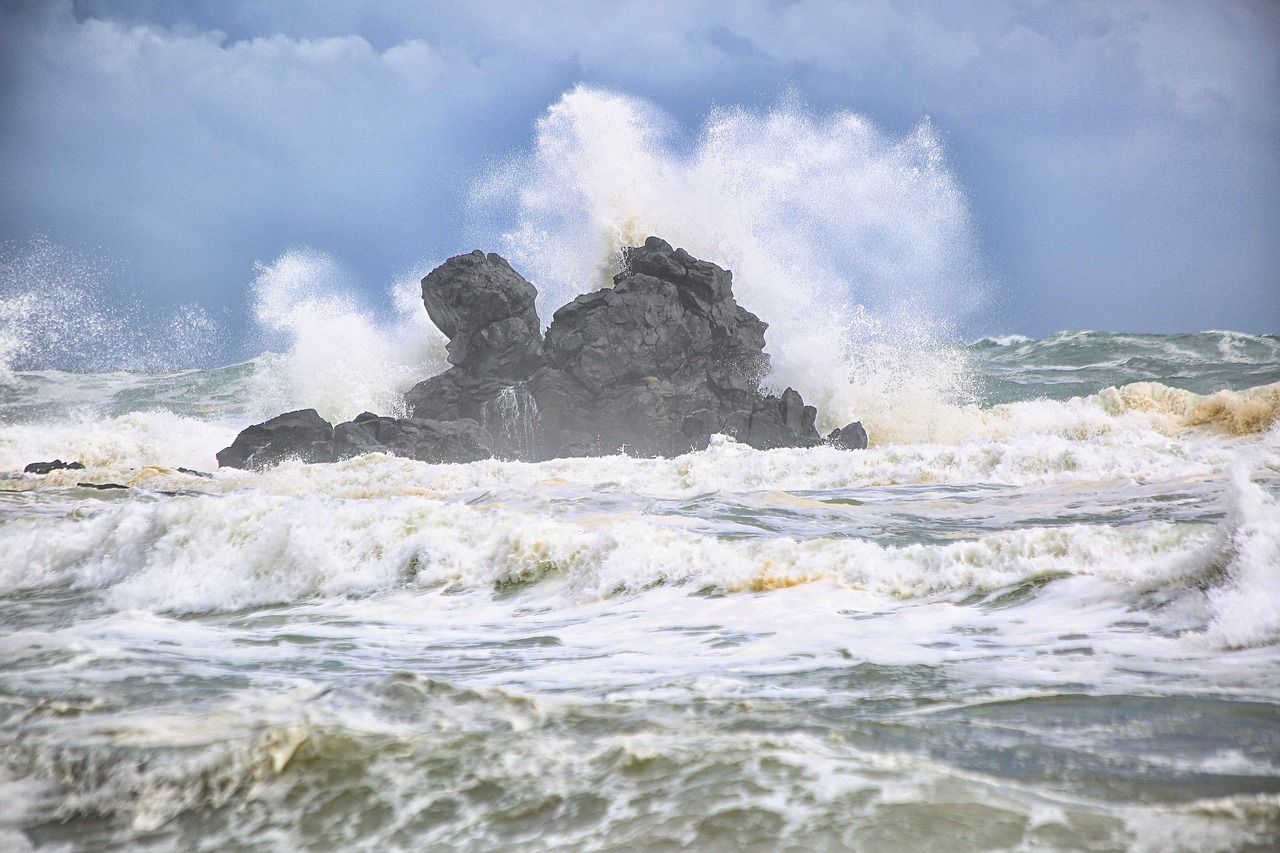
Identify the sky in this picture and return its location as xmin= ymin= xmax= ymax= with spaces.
xmin=1 ymin=0 xmax=1278 ymax=345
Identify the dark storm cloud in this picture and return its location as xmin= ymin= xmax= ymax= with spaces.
xmin=3 ymin=0 xmax=1277 ymax=334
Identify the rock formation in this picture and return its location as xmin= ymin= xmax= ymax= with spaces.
xmin=404 ymin=250 xmax=545 ymax=425
xmin=217 ymin=238 xmax=867 ymax=469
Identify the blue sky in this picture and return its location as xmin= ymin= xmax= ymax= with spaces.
xmin=2 ymin=0 xmax=1277 ymax=342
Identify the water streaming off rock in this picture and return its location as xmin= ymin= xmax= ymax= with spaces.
xmin=480 ymin=385 xmax=541 ymax=461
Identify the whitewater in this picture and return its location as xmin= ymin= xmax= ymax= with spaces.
xmin=2 ymin=89 xmax=1279 ymax=851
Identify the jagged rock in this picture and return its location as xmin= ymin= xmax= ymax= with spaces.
xmin=827 ymin=421 xmax=869 ymax=450
xmin=735 ymin=389 xmax=822 ymax=450
xmin=24 ymin=459 xmax=85 ymax=474
xmin=332 ymin=412 xmax=491 ymax=464
xmin=404 ymin=236 xmax=827 ymax=458
xmin=215 ymin=409 xmax=334 ymax=470
xmin=528 ymin=237 xmax=818 ymax=456
xmin=223 ymin=238 xmax=867 ymax=468
xmin=421 ymin=250 xmax=543 ymax=376
xmin=405 ymin=251 xmax=544 ymax=423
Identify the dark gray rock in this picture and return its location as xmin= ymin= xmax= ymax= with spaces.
xmin=526 ymin=237 xmax=816 ymax=457
xmin=405 ymin=250 xmax=546 ymax=425
xmin=216 ymin=409 xmax=493 ymax=469
xmin=732 ymin=389 xmax=823 ymax=450
xmin=421 ymin=251 xmax=543 ymax=375
xmin=827 ymin=421 xmax=869 ymax=450
xmin=224 ymin=238 xmax=867 ymax=468
xmin=332 ymin=412 xmax=491 ymax=464
xmin=24 ymin=459 xmax=85 ymax=474
xmin=215 ymin=409 xmax=335 ymax=470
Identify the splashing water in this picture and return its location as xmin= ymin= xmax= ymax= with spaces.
xmin=471 ymin=86 xmax=990 ymax=441
xmin=0 ymin=237 xmax=224 ymax=379
xmin=4 ymin=88 xmax=1280 ymax=853
xmin=246 ymin=249 xmax=448 ymax=423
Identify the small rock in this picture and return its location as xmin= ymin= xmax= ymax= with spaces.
xmin=827 ymin=421 xmax=869 ymax=450
xmin=24 ymin=460 xmax=85 ymax=475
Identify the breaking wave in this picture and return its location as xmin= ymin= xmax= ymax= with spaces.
xmin=471 ymin=86 xmax=988 ymax=437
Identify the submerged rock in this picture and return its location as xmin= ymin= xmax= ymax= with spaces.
xmin=218 ymin=238 xmax=867 ymax=468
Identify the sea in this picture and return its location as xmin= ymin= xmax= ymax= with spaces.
xmin=2 ymin=90 xmax=1280 ymax=852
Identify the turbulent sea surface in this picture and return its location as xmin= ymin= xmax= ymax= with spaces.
xmin=1 ymin=329 xmax=1278 ymax=852
xmin=3 ymin=87 xmax=1280 ymax=852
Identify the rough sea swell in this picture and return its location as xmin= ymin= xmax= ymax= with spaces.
xmin=2 ymin=89 xmax=1280 ymax=851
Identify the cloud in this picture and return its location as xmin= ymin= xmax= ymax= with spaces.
xmin=3 ymin=1 xmax=585 ymax=318
xmin=2 ymin=0 xmax=1277 ymax=336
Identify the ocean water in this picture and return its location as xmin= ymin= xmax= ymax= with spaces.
xmin=3 ymin=90 xmax=1280 ymax=851
xmin=2 ymin=330 xmax=1277 ymax=852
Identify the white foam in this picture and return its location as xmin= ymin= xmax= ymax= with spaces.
xmin=972 ymin=334 xmax=1033 ymax=347
xmin=0 ymin=465 xmax=1229 ymax=619
xmin=870 ymin=379 xmax=1280 ymax=447
xmin=1122 ymin=793 xmax=1280 ymax=853
xmin=0 ymin=410 xmax=237 ymax=473
xmin=1203 ymin=462 xmax=1280 ymax=649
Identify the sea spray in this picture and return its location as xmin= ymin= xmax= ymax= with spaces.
xmin=470 ymin=86 xmax=989 ymax=441
xmin=246 ymin=249 xmax=448 ymax=423
xmin=3 ymin=88 xmax=1279 ymax=852
xmin=0 ymin=237 xmax=224 ymax=378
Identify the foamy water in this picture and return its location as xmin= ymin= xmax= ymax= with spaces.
xmin=2 ymin=89 xmax=1279 ymax=852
